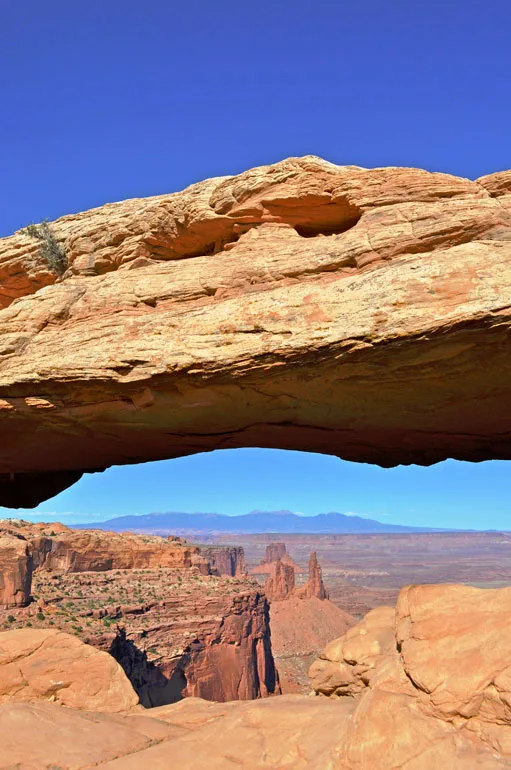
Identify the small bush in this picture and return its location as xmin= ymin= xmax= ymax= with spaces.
xmin=7 ymin=615 xmax=15 ymax=623
xmin=22 ymin=220 xmax=67 ymax=276
xmin=36 ymin=611 xmax=45 ymax=621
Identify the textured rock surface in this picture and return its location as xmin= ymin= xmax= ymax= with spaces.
xmin=0 ymin=521 xmax=279 ymax=705
xmin=264 ymin=558 xmax=296 ymax=600
xmin=104 ymin=589 xmax=280 ymax=705
xmin=309 ymin=584 xmax=511 ymax=767
xmin=310 ymin=605 xmax=395 ymax=697
xmin=0 ymin=520 xmax=207 ymax=573
xmin=296 ymin=551 xmax=329 ymax=599
xmin=0 ymin=696 xmax=356 ymax=770
xmin=1 ymin=158 xmax=511 ymax=507
xmin=3 ymin=588 xmax=511 ymax=769
xmin=0 ymin=628 xmax=139 ymax=712
xmin=265 ymin=551 xmax=329 ymax=603
xmin=0 ymin=533 xmax=32 ymax=608
xmin=198 ymin=544 xmax=247 ymax=576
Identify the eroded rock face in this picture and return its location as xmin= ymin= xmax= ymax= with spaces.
xmin=309 ymin=605 xmax=396 ymax=697
xmin=251 ymin=541 xmax=303 ymax=574
xmin=265 ymin=558 xmax=296 ymax=601
xmin=0 ymin=533 xmax=32 ymax=608
xmin=198 ymin=545 xmax=246 ymax=576
xmin=1 ymin=157 xmax=511 ymax=507
xmin=4 ymin=584 xmax=511 ymax=769
xmin=104 ymin=589 xmax=280 ymax=705
xmin=309 ymin=584 xmax=511 ymax=767
xmin=0 ymin=521 xmax=279 ymax=706
xmin=296 ymin=551 xmax=329 ymax=600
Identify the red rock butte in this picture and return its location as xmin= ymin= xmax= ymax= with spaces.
xmin=1 ymin=156 xmax=511 ymax=508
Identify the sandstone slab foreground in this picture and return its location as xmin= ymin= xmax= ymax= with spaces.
xmin=2 ymin=583 xmax=511 ymax=768
xmin=1 ymin=157 xmax=511 ymax=506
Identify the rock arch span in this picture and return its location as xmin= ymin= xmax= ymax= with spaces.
xmin=0 ymin=156 xmax=510 ymax=508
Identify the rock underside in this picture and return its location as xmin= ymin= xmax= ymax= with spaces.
xmin=1 ymin=158 xmax=511 ymax=506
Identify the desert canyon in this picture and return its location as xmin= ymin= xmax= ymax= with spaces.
xmin=1 ymin=156 xmax=511 ymax=767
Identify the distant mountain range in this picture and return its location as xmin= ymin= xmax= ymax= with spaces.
xmin=76 ymin=510 xmax=450 ymax=535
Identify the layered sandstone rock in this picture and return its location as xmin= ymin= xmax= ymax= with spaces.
xmin=0 ymin=628 xmax=138 ymax=712
xmin=0 ymin=521 xmax=279 ymax=705
xmin=265 ymin=551 xmax=329 ymax=603
xmin=0 ymin=533 xmax=32 ymax=608
xmin=103 ymin=588 xmax=280 ymax=705
xmin=1 ymin=158 xmax=511 ymax=507
xmin=198 ymin=545 xmax=246 ymax=576
xmin=265 ymin=543 xmax=287 ymax=563
xmin=264 ymin=558 xmax=296 ymax=601
xmin=0 ymin=521 xmax=207 ymax=573
xmin=264 ymin=552 xmax=350 ymax=693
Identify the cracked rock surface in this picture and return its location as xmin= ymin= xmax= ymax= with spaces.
xmin=1 ymin=156 xmax=511 ymax=505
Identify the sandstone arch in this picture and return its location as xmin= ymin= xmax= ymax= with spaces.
xmin=1 ymin=157 xmax=510 ymax=508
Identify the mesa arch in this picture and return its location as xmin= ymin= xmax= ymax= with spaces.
xmin=0 ymin=156 xmax=510 ymax=508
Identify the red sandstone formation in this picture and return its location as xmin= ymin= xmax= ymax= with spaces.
xmin=264 ymin=551 xmax=329 ymax=604
xmin=265 ymin=543 xmax=287 ymax=563
xmin=263 ymin=551 xmax=346 ymax=693
xmin=0 ymin=521 xmax=208 ymax=573
xmin=0 ymin=521 xmax=279 ymax=704
xmin=0 ymin=532 xmax=33 ymax=608
xmin=2 ymin=159 xmax=511 ymax=508
xmin=296 ymin=552 xmax=329 ymax=600
xmin=250 ymin=541 xmax=303 ymax=574
xmin=264 ymin=559 xmax=296 ymax=601
xmin=3 ymin=583 xmax=511 ymax=767
xmin=198 ymin=545 xmax=246 ymax=576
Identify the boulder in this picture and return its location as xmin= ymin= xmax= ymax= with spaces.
xmin=0 ymin=628 xmax=139 ymax=712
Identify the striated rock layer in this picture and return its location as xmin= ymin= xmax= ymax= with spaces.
xmin=0 ymin=521 xmax=279 ymax=704
xmin=1 ymin=157 xmax=511 ymax=506
xmin=0 ymin=532 xmax=33 ymax=608
xmin=197 ymin=545 xmax=247 ymax=576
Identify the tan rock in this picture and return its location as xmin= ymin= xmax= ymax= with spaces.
xmin=0 ymin=701 xmax=182 ymax=770
xmin=0 ymin=628 xmax=139 ymax=712
xmin=0 ymin=158 xmax=511 ymax=507
xmin=309 ymin=605 xmax=395 ymax=697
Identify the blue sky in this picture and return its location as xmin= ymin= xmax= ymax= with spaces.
xmin=1 ymin=1 xmax=510 ymax=529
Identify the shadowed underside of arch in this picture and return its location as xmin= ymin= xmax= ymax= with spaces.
xmin=0 ymin=156 xmax=510 ymax=507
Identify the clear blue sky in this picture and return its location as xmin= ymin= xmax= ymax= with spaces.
xmin=1 ymin=1 xmax=510 ymax=529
